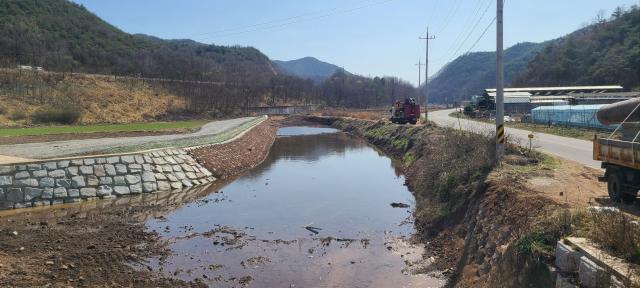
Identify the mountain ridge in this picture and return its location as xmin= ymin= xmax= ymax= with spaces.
xmin=427 ymin=42 xmax=545 ymax=104
xmin=274 ymin=57 xmax=346 ymax=83
xmin=515 ymin=6 xmax=640 ymax=90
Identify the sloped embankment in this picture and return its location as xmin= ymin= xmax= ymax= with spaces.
xmin=306 ymin=116 xmax=559 ymax=287
xmin=190 ymin=119 xmax=278 ymax=179
xmin=0 ymin=69 xmax=187 ymax=126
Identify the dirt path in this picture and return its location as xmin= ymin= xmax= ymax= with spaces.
xmin=0 ymin=129 xmax=194 ymax=145
xmin=0 ymin=117 xmax=260 ymax=159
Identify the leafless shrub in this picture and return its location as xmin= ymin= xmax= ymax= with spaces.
xmin=409 ymin=126 xmax=495 ymax=219
xmin=587 ymin=209 xmax=640 ymax=265
xmin=9 ymin=110 xmax=26 ymax=121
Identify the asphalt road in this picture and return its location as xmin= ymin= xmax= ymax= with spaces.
xmin=0 ymin=117 xmax=259 ymax=159
xmin=430 ymin=109 xmax=601 ymax=168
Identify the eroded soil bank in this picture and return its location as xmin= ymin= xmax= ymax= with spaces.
xmin=0 ymin=120 xmax=278 ymax=287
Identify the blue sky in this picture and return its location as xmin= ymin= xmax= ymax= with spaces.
xmin=73 ymin=0 xmax=638 ymax=85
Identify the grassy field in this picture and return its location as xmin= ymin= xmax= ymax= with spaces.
xmin=0 ymin=120 xmax=208 ymax=137
xmin=448 ymin=111 xmax=608 ymax=141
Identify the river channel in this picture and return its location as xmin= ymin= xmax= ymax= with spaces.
xmin=145 ymin=126 xmax=445 ymax=287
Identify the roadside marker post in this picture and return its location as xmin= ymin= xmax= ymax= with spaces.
xmin=497 ymin=123 xmax=505 ymax=145
xmin=495 ymin=0 xmax=505 ymax=159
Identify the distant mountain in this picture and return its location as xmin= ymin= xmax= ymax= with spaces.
xmin=427 ymin=42 xmax=545 ymax=104
xmin=515 ymin=7 xmax=640 ymax=90
xmin=274 ymin=57 xmax=346 ymax=83
xmin=0 ymin=0 xmax=276 ymax=82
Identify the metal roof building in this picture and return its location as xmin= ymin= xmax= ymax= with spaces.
xmin=481 ymin=85 xmax=636 ymax=114
xmin=484 ymin=85 xmax=624 ymax=96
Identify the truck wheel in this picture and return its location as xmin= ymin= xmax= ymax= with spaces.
xmin=607 ymin=172 xmax=623 ymax=202
xmin=621 ymin=190 xmax=637 ymax=204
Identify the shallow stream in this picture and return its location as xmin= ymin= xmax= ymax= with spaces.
xmin=145 ymin=127 xmax=445 ymax=287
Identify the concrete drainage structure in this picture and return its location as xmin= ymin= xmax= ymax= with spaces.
xmin=554 ymin=237 xmax=637 ymax=288
xmin=0 ymin=149 xmax=215 ymax=209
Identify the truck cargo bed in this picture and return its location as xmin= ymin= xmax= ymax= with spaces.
xmin=594 ymin=137 xmax=640 ymax=169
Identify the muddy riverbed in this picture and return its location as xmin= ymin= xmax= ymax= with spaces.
xmin=0 ymin=126 xmax=445 ymax=287
xmin=144 ymin=127 xmax=445 ymax=287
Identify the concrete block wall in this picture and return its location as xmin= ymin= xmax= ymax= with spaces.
xmin=554 ymin=240 xmax=628 ymax=288
xmin=0 ymin=149 xmax=215 ymax=209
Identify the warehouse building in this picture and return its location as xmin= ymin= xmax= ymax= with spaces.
xmin=480 ymin=85 xmax=639 ymax=114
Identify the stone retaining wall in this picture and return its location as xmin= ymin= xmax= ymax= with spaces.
xmin=0 ymin=148 xmax=215 ymax=209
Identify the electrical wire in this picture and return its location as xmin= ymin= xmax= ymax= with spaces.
xmin=439 ymin=0 xmax=491 ymax=60
xmin=187 ymin=0 xmax=377 ymax=37
xmin=462 ymin=16 xmax=497 ymax=56
xmin=196 ymin=0 xmax=395 ymax=38
xmin=434 ymin=0 xmax=464 ymax=34
xmin=420 ymin=0 xmax=441 ymax=37
xmin=440 ymin=0 xmax=493 ymax=63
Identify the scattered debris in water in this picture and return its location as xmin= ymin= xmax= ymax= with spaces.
xmin=390 ymin=202 xmax=410 ymax=208
xmin=241 ymin=256 xmax=270 ymax=269
xmin=303 ymin=223 xmax=322 ymax=234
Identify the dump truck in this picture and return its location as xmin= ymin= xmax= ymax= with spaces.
xmin=593 ymin=97 xmax=640 ymax=203
xmin=390 ymin=98 xmax=420 ymax=124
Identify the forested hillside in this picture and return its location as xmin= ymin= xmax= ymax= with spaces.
xmin=274 ymin=57 xmax=345 ymax=83
xmin=0 ymin=0 xmax=417 ymax=124
xmin=319 ymin=70 xmax=417 ymax=108
xmin=427 ymin=42 xmax=544 ymax=104
xmin=0 ymin=0 xmax=276 ymax=83
xmin=515 ymin=6 xmax=640 ymax=90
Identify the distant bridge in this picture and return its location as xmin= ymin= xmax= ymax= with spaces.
xmin=247 ymin=105 xmax=319 ymax=115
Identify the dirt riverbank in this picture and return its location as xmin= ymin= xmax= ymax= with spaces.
xmin=0 ymin=115 xmax=620 ymax=287
xmin=295 ymin=115 xmax=614 ymax=287
xmin=0 ymin=120 xmax=278 ymax=287
xmin=190 ymin=119 xmax=278 ymax=179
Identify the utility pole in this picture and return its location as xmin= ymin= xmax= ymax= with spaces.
xmin=415 ymin=59 xmax=424 ymax=90
xmin=496 ymin=0 xmax=505 ymax=159
xmin=419 ymin=27 xmax=435 ymax=122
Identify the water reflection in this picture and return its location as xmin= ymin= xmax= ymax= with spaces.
xmin=277 ymin=126 xmax=340 ymax=137
xmin=145 ymin=127 xmax=444 ymax=287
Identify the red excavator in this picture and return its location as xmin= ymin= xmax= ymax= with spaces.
xmin=390 ymin=98 xmax=420 ymax=124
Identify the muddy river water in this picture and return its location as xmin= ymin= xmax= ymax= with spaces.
xmin=145 ymin=127 xmax=445 ymax=287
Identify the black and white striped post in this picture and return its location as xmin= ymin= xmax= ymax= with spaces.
xmin=495 ymin=0 xmax=505 ymax=159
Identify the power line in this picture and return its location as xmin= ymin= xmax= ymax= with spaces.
xmin=415 ymin=59 xmax=424 ymax=88
xmin=434 ymin=0 xmax=464 ymax=34
xmin=4 ymin=1 xmax=395 ymax=58
xmin=420 ymin=28 xmax=435 ymax=120
xmin=196 ymin=0 xmax=395 ymax=38
xmin=439 ymin=0 xmax=492 ymax=61
xmin=464 ymin=16 xmax=497 ymax=56
xmin=421 ymin=0 xmax=441 ymax=37
xmin=187 ymin=0 xmax=378 ymax=37
xmin=441 ymin=0 xmax=494 ymax=64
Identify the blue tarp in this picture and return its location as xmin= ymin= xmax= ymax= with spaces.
xmin=531 ymin=105 xmax=618 ymax=130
